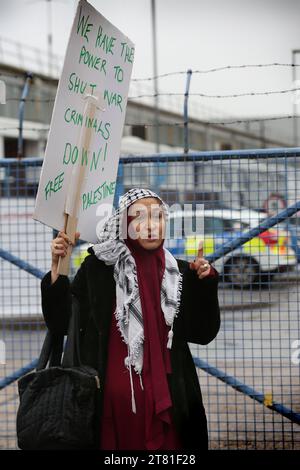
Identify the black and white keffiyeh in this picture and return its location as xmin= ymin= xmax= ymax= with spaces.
xmin=92 ymin=188 xmax=182 ymax=411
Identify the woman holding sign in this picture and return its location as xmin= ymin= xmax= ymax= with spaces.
xmin=41 ymin=188 xmax=220 ymax=451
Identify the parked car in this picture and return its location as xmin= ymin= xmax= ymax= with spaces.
xmin=164 ymin=208 xmax=296 ymax=288
xmin=70 ymin=208 xmax=297 ymax=288
xmin=277 ymin=216 xmax=300 ymax=263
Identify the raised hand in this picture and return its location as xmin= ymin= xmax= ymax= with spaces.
xmin=189 ymin=240 xmax=212 ymax=279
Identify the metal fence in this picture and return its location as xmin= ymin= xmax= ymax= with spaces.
xmin=0 ymin=148 xmax=300 ymax=450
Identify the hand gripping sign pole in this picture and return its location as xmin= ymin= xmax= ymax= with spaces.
xmin=58 ymin=93 xmax=104 ymax=275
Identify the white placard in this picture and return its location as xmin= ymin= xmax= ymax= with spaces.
xmin=33 ymin=0 xmax=134 ymax=242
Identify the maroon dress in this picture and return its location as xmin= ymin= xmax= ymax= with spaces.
xmin=100 ymin=311 xmax=181 ymax=450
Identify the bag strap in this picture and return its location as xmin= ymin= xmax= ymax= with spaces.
xmin=36 ymin=294 xmax=81 ymax=371
xmin=36 ymin=331 xmax=64 ymax=371
xmin=61 ymin=294 xmax=82 ymax=368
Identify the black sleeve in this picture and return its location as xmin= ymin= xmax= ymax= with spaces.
xmin=177 ymin=259 xmax=221 ymax=345
xmin=41 ymin=259 xmax=89 ymax=336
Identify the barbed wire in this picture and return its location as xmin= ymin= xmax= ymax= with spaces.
xmin=5 ymin=84 xmax=300 ymax=105
xmin=191 ymin=114 xmax=300 ymax=126
xmin=128 ymin=87 xmax=300 ymax=100
xmin=0 ymin=127 xmax=50 ymax=131
xmin=1 ymin=62 xmax=300 ymax=83
xmin=131 ymin=63 xmax=300 ymax=81
xmin=0 ymin=73 xmax=34 ymax=80
xmin=0 ymin=115 xmax=299 ymax=133
xmin=5 ymin=97 xmax=55 ymax=102
xmin=127 ymin=115 xmax=300 ymax=126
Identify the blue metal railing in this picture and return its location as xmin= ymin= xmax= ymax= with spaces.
xmin=1 ymin=148 xmax=300 ymax=447
xmin=193 ymin=358 xmax=300 ymax=425
xmin=1 ymin=196 xmax=300 ymax=425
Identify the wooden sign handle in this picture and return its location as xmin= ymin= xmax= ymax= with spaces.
xmin=57 ymin=94 xmax=97 ymax=277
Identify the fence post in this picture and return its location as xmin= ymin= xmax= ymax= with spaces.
xmin=17 ymin=71 xmax=33 ymax=159
xmin=183 ymin=69 xmax=192 ymax=154
xmin=115 ymin=161 xmax=124 ymax=206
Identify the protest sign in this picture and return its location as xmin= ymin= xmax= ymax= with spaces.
xmin=33 ymin=0 xmax=134 ymax=252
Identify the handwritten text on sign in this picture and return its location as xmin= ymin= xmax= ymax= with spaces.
xmin=33 ymin=0 xmax=134 ymax=242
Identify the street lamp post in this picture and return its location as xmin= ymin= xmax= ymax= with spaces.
xmin=47 ymin=0 xmax=53 ymax=76
xmin=151 ymin=0 xmax=160 ymax=153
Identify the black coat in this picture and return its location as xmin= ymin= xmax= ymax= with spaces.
xmin=41 ymin=249 xmax=221 ymax=450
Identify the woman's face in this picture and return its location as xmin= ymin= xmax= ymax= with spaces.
xmin=127 ymin=197 xmax=166 ymax=250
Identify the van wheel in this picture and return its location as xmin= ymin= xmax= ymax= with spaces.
xmin=223 ymin=256 xmax=260 ymax=288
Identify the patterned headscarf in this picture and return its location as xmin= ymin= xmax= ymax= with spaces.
xmin=97 ymin=188 xmax=169 ymax=242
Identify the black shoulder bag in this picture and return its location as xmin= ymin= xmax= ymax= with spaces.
xmin=16 ymin=295 xmax=101 ymax=450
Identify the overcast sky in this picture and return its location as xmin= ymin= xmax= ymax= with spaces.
xmin=0 ymin=0 xmax=300 ymax=119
